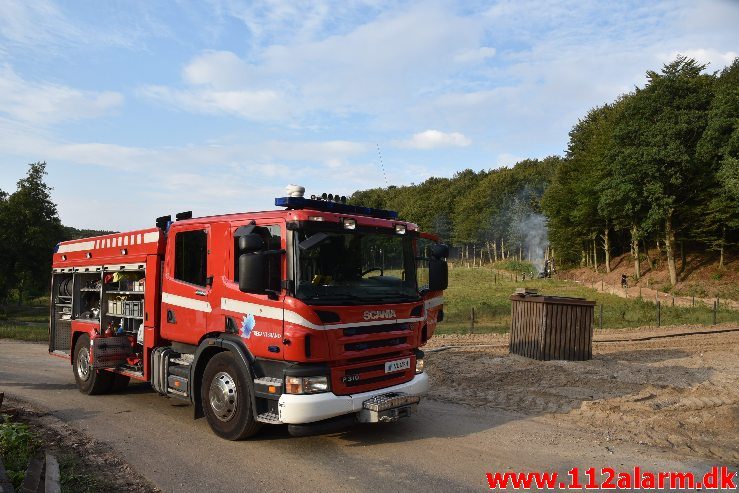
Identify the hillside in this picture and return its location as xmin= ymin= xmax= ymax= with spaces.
xmin=559 ymin=251 xmax=739 ymax=301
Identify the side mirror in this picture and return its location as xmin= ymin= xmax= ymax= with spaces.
xmin=430 ymin=243 xmax=449 ymax=259
xmin=238 ymin=233 xmax=267 ymax=294
xmin=239 ymin=253 xmax=267 ymax=294
xmin=428 ymin=258 xmax=448 ymax=291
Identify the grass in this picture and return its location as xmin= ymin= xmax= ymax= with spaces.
xmin=0 ymin=414 xmax=40 ymax=490
xmin=0 ymin=323 xmax=48 ymax=342
xmin=0 ymin=413 xmax=113 ymax=493
xmin=436 ymin=266 xmax=739 ymax=334
xmin=0 ymin=301 xmax=49 ymax=324
xmin=58 ymin=453 xmax=114 ymax=493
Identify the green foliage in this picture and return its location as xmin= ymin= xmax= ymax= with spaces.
xmin=351 ymin=158 xmax=557 ymax=261
xmin=0 ymin=414 xmax=40 ymax=490
xmin=0 ymin=163 xmax=64 ymax=304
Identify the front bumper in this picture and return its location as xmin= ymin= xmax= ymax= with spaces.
xmin=277 ymin=372 xmax=429 ymax=424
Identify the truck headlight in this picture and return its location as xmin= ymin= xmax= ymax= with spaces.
xmin=285 ymin=375 xmax=330 ymax=394
xmin=415 ymin=357 xmax=425 ymax=374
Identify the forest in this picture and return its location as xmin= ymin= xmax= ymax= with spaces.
xmin=351 ymin=57 xmax=739 ymax=286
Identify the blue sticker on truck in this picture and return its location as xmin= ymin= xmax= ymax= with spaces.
xmin=240 ymin=314 xmax=256 ymax=339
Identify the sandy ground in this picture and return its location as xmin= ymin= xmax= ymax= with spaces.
xmin=425 ymin=323 xmax=739 ymax=465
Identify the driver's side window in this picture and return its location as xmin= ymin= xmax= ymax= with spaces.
xmin=233 ymin=224 xmax=282 ymax=291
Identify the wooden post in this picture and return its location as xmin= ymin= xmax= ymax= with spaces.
xmin=470 ymin=307 xmax=475 ymax=334
xmin=599 ymin=304 xmax=603 ymax=331
xmin=713 ymin=301 xmax=717 ymax=325
xmin=672 ymin=295 xmax=674 ymax=307
xmin=656 ymin=301 xmax=661 ymax=327
xmin=601 ymin=281 xmax=603 ymax=292
xmin=692 ymin=295 xmax=695 ymax=307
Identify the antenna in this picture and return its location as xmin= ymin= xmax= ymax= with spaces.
xmin=376 ymin=143 xmax=389 ymax=188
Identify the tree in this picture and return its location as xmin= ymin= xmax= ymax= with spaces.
xmin=694 ymin=58 xmax=739 ymax=267
xmin=4 ymin=163 xmax=63 ymax=303
xmin=606 ymin=57 xmax=714 ymax=285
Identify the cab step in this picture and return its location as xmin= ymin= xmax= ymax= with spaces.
xmin=256 ymin=412 xmax=282 ymax=424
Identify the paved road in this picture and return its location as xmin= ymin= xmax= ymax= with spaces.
xmin=0 ymin=340 xmax=710 ymax=492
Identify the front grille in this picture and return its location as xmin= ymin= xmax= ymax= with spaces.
xmin=343 ymin=373 xmax=405 ymax=387
xmin=345 ymin=337 xmax=407 ymax=352
xmin=331 ymin=354 xmax=416 ymax=395
xmin=343 ymin=323 xmax=407 ymax=337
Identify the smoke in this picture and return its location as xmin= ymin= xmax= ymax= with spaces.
xmin=517 ymin=213 xmax=548 ymax=273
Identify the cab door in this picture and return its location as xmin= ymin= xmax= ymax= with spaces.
xmin=160 ymin=224 xmax=214 ymax=345
xmin=221 ymin=220 xmax=286 ymax=360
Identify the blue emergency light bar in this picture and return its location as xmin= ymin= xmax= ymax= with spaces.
xmin=275 ymin=196 xmax=399 ymax=220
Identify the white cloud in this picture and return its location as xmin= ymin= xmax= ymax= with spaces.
xmin=0 ymin=65 xmax=123 ymax=124
xmin=664 ymin=49 xmax=738 ymax=70
xmin=397 ymin=130 xmax=472 ymax=150
xmin=139 ymin=84 xmax=290 ymax=121
xmin=454 ymin=47 xmax=496 ymax=63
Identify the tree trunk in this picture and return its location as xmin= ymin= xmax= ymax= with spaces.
xmin=592 ymin=238 xmax=599 ymax=273
xmin=631 ymin=224 xmax=641 ymax=280
xmin=602 ymin=226 xmax=611 ymax=273
xmin=642 ymin=239 xmax=651 ymax=270
xmin=665 ymin=212 xmax=677 ymax=286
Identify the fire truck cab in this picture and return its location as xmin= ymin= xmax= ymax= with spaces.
xmin=49 ymin=191 xmax=448 ymax=439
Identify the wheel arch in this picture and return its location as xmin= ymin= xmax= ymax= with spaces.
xmin=191 ymin=334 xmax=257 ymax=419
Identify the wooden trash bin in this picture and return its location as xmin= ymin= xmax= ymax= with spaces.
xmin=509 ymin=291 xmax=595 ymax=361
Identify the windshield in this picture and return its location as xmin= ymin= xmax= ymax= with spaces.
xmin=294 ymin=229 xmax=418 ymax=304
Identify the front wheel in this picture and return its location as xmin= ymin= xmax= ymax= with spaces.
xmin=201 ymin=352 xmax=262 ymax=440
xmin=73 ymin=334 xmax=113 ymax=395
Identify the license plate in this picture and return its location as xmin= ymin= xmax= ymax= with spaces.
xmin=385 ymin=358 xmax=411 ymax=373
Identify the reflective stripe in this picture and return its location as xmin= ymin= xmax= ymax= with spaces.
xmin=143 ymin=231 xmax=160 ymax=243
xmin=57 ymin=241 xmax=95 ymax=253
xmin=221 ymin=297 xmax=424 ymax=331
xmin=162 ymin=292 xmax=212 ymax=313
xmin=424 ymin=296 xmax=444 ymax=309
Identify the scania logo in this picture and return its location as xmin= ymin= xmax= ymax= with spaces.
xmin=363 ymin=309 xmax=396 ymax=320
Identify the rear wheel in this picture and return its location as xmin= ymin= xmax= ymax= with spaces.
xmin=73 ymin=334 xmax=113 ymax=395
xmin=201 ymin=352 xmax=262 ymax=440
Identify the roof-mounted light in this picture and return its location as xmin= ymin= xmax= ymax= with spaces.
xmin=342 ymin=218 xmax=356 ymax=230
xmin=275 ymin=196 xmax=398 ymax=220
xmin=395 ymin=224 xmax=407 ymax=235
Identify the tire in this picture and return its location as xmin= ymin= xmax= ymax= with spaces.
xmin=201 ymin=351 xmax=262 ymax=440
xmin=73 ymin=334 xmax=113 ymax=395
xmin=110 ymin=374 xmax=130 ymax=393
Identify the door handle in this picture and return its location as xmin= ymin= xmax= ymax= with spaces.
xmin=195 ymin=289 xmax=206 ymax=296
xmin=167 ymin=309 xmax=176 ymax=324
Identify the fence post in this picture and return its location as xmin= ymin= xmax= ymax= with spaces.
xmin=713 ymin=301 xmax=717 ymax=325
xmin=599 ymin=304 xmax=603 ymax=331
xmin=470 ymin=307 xmax=475 ymax=334
xmin=672 ymin=295 xmax=674 ymax=307
xmin=656 ymin=301 xmax=661 ymax=327
xmin=601 ymin=281 xmax=603 ymax=292
xmin=692 ymin=295 xmax=695 ymax=307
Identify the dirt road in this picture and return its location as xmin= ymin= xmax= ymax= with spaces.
xmin=0 ymin=331 xmax=734 ymax=492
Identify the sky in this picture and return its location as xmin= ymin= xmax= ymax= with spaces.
xmin=0 ymin=0 xmax=737 ymax=231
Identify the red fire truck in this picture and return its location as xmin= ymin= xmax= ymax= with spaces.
xmin=49 ymin=191 xmax=448 ymax=439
